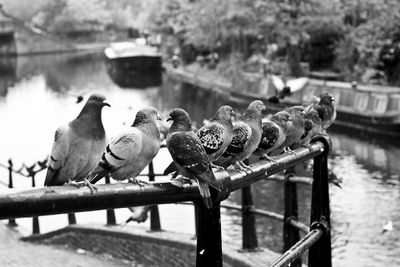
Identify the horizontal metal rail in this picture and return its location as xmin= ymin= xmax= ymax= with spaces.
xmin=179 ymin=201 xmax=309 ymax=234
xmin=0 ymin=141 xmax=325 ymax=220
xmin=222 ymin=203 xmax=310 ymax=234
xmin=270 ymin=228 xmax=324 ymax=267
xmin=266 ymin=175 xmax=313 ymax=185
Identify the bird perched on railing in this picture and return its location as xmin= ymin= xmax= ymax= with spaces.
xmin=165 ymin=108 xmax=221 ymax=209
xmin=270 ymin=105 xmax=305 ymax=156
xmin=254 ymin=110 xmax=292 ymax=161
xmin=215 ymin=100 xmax=266 ymax=172
xmin=290 ymin=108 xmax=323 ymax=150
xmin=164 ymin=105 xmax=235 ymax=176
xmin=306 ymin=93 xmax=336 ymax=133
xmin=88 ymin=107 xmax=161 ymax=184
xmin=44 ymin=94 xmax=110 ymax=193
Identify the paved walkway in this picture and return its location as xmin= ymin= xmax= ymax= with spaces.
xmin=0 ymin=222 xmax=133 ymax=267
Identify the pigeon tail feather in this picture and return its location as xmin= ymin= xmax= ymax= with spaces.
xmin=197 ymin=169 xmax=221 ymax=191
xmin=197 ymin=180 xmax=213 ymax=209
xmin=88 ymin=165 xmax=109 ymax=184
xmin=164 ymin=161 xmax=178 ymax=175
xmin=44 ymin=167 xmax=61 ymax=186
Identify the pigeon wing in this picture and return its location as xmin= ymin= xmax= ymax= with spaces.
xmin=44 ymin=126 xmax=69 ymax=186
xmin=271 ymin=75 xmax=285 ymax=91
xmin=259 ymin=121 xmax=280 ymax=151
xmin=197 ymin=122 xmax=225 ymax=156
xmin=225 ymin=122 xmax=252 ymax=155
xmin=286 ymin=77 xmax=309 ymax=93
xmin=216 ymin=122 xmax=251 ymax=165
xmin=168 ymin=132 xmax=220 ymax=190
xmin=101 ymin=129 xmax=142 ymax=170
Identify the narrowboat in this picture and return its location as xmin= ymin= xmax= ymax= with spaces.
xmin=104 ymin=41 xmax=162 ymax=88
xmin=228 ymin=76 xmax=400 ymax=137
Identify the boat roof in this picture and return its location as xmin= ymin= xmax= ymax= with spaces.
xmin=104 ymin=41 xmax=161 ymax=59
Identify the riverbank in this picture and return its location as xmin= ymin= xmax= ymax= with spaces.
xmin=23 ymin=223 xmax=280 ymax=267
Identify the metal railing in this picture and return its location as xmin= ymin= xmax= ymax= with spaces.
xmin=0 ymin=136 xmax=332 ymax=267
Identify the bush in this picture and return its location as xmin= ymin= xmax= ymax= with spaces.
xmin=306 ymin=19 xmax=344 ymax=71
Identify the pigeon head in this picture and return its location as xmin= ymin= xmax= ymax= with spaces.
xmin=77 ymin=93 xmax=110 ymax=120
xmin=167 ymin=108 xmax=192 ymax=132
xmin=213 ymin=105 xmax=235 ymax=121
xmin=287 ymin=106 xmax=306 ymax=117
xmin=319 ymin=94 xmax=335 ymax=105
xmin=133 ymin=106 xmax=162 ymax=126
xmin=272 ymin=111 xmax=291 ymax=123
xmin=243 ymin=100 xmax=266 ymax=120
xmin=86 ymin=94 xmax=111 ymax=108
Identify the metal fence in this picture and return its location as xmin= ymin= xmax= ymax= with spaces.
xmin=0 ymin=135 xmax=332 ymax=267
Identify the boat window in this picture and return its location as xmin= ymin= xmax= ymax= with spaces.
xmin=370 ymin=94 xmax=388 ymax=114
xmin=302 ymin=85 xmax=318 ymax=103
xmin=354 ymin=92 xmax=369 ymax=111
xmin=388 ymin=95 xmax=400 ymax=111
xmin=340 ymin=90 xmax=354 ymax=107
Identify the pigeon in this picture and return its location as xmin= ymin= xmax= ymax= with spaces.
xmin=44 ymin=94 xmax=110 ymax=192
xmin=164 ymin=105 xmax=235 ymax=175
xmin=254 ymin=110 xmax=292 ymax=160
xmin=88 ymin=107 xmax=161 ymax=184
xmin=271 ymin=105 xmax=306 ymax=156
xmin=166 ymin=108 xmax=221 ymax=209
xmin=271 ymin=75 xmax=309 ymax=102
xmin=215 ymin=100 xmax=266 ymax=172
xmin=290 ymin=108 xmax=322 ymax=150
xmin=306 ymin=93 xmax=336 ymax=132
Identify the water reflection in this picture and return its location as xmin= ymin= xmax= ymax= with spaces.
xmin=106 ymin=66 xmax=162 ymax=89
xmin=0 ymin=56 xmax=16 ymax=96
xmin=0 ymin=52 xmax=398 ymax=267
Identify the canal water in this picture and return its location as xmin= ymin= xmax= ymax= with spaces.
xmin=0 ymin=52 xmax=399 ymax=267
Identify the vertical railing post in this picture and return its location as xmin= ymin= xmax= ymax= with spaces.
xmin=7 ymin=159 xmax=17 ymax=227
xmin=30 ymin=171 xmax=40 ymax=235
xmin=148 ymin=161 xmax=161 ymax=231
xmin=105 ymin=174 xmax=117 ymax=225
xmin=193 ymin=204 xmax=199 ymax=238
xmin=67 ymin=213 xmax=76 ymax=225
xmin=283 ymin=168 xmax=301 ymax=267
xmin=196 ymin=202 xmax=223 ymax=267
xmin=241 ymin=185 xmax=258 ymax=251
xmin=308 ymin=140 xmax=332 ymax=267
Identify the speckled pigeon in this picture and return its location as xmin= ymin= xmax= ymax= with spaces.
xmin=215 ymin=100 xmax=266 ymax=172
xmin=164 ymin=105 xmax=234 ymax=176
xmin=44 ymin=94 xmax=110 ymax=192
xmin=165 ymin=108 xmax=221 ymax=209
xmin=290 ymin=108 xmax=322 ymax=149
xmin=254 ymin=110 xmax=292 ymax=160
xmin=88 ymin=107 xmax=161 ymax=184
xmin=307 ymin=93 xmax=336 ymax=132
xmin=271 ymin=105 xmax=306 ymax=156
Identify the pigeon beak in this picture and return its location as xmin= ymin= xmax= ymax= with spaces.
xmin=262 ymin=104 xmax=267 ymax=111
xmin=156 ymin=113 xmax=162 ymax=120
xmin=103 ymin=102 xmax=111 ymax=107
xmin=167 ymin=117 xmax=173 ymax=122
